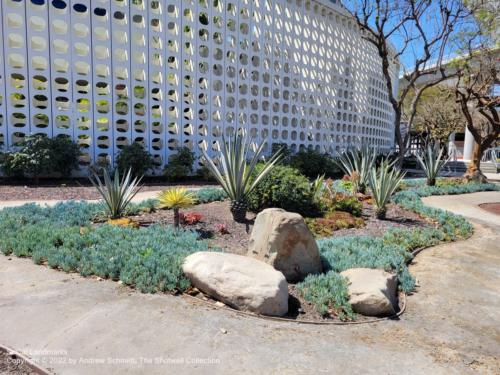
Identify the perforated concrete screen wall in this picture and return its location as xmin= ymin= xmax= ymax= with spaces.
xmin=0 ymin=0 xmax=398 ymax=171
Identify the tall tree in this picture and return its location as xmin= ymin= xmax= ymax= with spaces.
xmin=453 ymin=47 xmax=499 ymax=179
xmin=451 ymin=1 xmax=499 ymax=180
xmin=404 ymin=85 xmax=465 ymax=145
xmin=343 ymin=0 xmax=473 ymax=161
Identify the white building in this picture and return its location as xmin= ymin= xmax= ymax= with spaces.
xmin=0 ymin=0 xmax=399 ymax=171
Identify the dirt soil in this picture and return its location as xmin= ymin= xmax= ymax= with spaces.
xmin=132 ymin=200 xmax=431 ymax=255
xmin=479 ymin=202 xmax=500 ymax=215
xmin=130 ymin=200 xmax=256 ymax=255
xmin=0 ymin=179 xmax=215 ymax=201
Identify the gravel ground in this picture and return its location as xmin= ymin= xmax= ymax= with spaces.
xmin=0 ymin=180 xmax=216 ymax=201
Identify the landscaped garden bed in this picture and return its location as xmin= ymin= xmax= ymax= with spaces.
xmin=0 ymin=176 xmax=497 ymax=322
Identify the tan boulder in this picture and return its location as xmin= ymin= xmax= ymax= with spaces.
xmin=341 ymin=268 xmax=398 ymax=316
xmin=247 ymin=208 xmax=322 ymax=282
xmin=183 ymin=252 xmax=288 ymax=316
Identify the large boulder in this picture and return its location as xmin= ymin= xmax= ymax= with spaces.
xmin=340 ymin=268 xmax=398 ymax=316
xmin=183 ymin=252 xmax=288 ymax=316
xmin=247 ymin=208 xmax=322 ymax=282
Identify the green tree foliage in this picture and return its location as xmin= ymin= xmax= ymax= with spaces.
xmin=403 ymin=85 xmax=465 ymax=144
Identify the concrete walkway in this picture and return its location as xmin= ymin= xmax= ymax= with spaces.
xmin=0 ymin=190 xmax=162 ymax=209
xmin=0 ymin=192 xmax=499 ymax=374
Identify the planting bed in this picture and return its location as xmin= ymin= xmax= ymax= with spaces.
xmin=0 ymin=179 xmax=498 ymax=323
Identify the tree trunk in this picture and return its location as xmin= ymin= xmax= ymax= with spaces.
xmin=465 ymin=142 xmax=487 ymax=183
xmin=468 ymin=142 xmax=482 ymax=173
xmin=173 ymin=208 xmax=180 ymax=229
xmin=393 ymin=110 xmax=406 ymax=167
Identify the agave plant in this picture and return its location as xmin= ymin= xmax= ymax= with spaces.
xmin=311 ymin=174 xmax=326 ymax=202
xmin=89 ymin=168 xmax=143 ymax=219
xmin=369 ymin=160 xmax=406 ymax=219
xmin=157 ymin=188 xmax=197 ymax=228
xmin=335 ymin=143 xmax=377 ymax=194
xmin=417 ymin=144 xmax=447 ymax=186
xmin=201 ymin=134 xmax=284 ymax=222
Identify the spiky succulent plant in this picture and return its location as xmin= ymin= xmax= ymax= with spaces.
xmin=201 ymin=134 xmax=283 ymax=222
xmin=89 ymin=168 xmax=142 ymax=219
xmin=335 ymin=143 xmax=377 ymax=194
xmin=369 ymin=160 xmax=406 ymax=219
xmin=417 ymin=144 xmax=447 ymax=186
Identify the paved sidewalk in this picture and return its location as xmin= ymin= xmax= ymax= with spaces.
xmin=0 ymin=190 xmax=163 ymax=209
xmin=0 ymin=192 xmax=499 ymax=374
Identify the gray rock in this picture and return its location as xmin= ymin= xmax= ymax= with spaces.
xmin=247 ymin=208 xmax=322 ymax=282
xmin=340 ymin=268 xmax=398 ymax=316
xmin=183 ymin=252 xmax=288 ymax=316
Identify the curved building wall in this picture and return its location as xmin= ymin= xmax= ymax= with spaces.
xmin=0 ymin=0 xmax=398 ymax=171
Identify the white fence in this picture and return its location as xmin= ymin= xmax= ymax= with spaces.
xmin=0 ymin=0 xmax=397 ymax=171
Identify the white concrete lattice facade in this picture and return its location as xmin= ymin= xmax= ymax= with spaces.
xmin=0 ymin=0 xmax=398 ymax=171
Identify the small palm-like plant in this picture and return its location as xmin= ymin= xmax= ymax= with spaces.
xmin=335 ymin=144 xmax=377 ymax=194
xmin=157 ymin=188 xmax=197 ymax=228
xmin=369 ymin=160 xmax=406 ymax=219
xmin=201 ymin=134 xmax=284 ymax=222
xmin=417 ymin=144 xmax=447 ymax=186
xmin=89 ymin=168 xmax=143 ymax=219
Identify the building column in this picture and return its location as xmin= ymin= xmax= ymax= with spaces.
xmin=463 ymin=126 xmax=475 ymax=161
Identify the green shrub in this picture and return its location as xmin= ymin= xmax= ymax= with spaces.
xmin=0 ymin=152 xmax=23 ymax=178
xmin=195 ymin=188 xmax=227 ymax=203
xmin=290 ymin=148 xmax=339 ymax=179
xmin=164 ymin=147 xmax=196 ymax=181
xmin=0 ymin=135 xmax=80 ymax=181
xmin=196 ymin=165 xmax=216 ymax=182
xmin=50 ymin=136 xmax=81 ymax=178
xmin=332 ymin=195 xmax=363 ymax=216
xmin=247 ymin=165 xmax=318 ymax=216
xmin=116 ymin=143 xmax=154 ymax=177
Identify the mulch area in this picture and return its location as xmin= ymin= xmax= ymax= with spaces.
xmin=130 ymin=201 xmax=255 ymax=255
xmin=131 ymin=200 xmax=431 ymax=254
xmin=333 ymin=202 xmax=432 ymax=238
xmin=0 ymin=179 xmax=215 ymax=201
xmin=479 ymin=202 xmax=500 ymax=216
